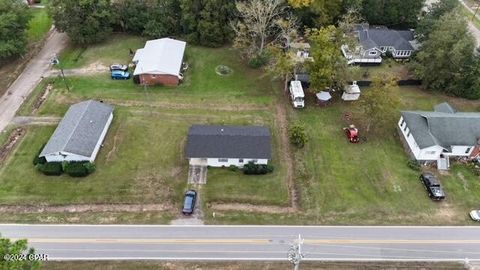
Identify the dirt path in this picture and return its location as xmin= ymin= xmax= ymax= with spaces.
xmin=275 ymin=101 xmax=299 ymax=210
xmin=210 ymin=203 xmax=295 ymax=214
xmin=12 ymin=116 xmax=60 ymax=126
xmin=0 ymin=30 xmax=69 ymax=132
xmin=0 ymin=204 xmax=168 ymax=214
xmin=45 ymin=62 xmax=109 ymax=77
xmin=0 ymin=128 xmax=26 ymax=164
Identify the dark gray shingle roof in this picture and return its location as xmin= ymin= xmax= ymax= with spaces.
xmin=358 ymin=28 xmax=415 ymax=51
xmin=401 ymin=103 xmax=480 ymax=149
xmin=186 ymin=125 xmax=272 ymax=159
xmin=40 ymin=100 xmax=114 ymax=158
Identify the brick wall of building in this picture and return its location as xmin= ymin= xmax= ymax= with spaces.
xmin=139 ymin=74 xmax=179 ymax=86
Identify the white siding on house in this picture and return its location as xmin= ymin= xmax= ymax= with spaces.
xmin=418 ymin=145 xmax=444 ymax=161
xmin=191 ymin=158 xmax=268 ymax=168
xmin=398 ymin=116 xmax=421 ymax=159
xmin=450 ymin=145 xmax=474 ymax=156
xmin=89 ymin=113 xmax=113 ymax=162
xmin=44 ymin=152 xmax=90 ymax=162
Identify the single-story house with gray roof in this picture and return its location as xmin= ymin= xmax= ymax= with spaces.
xmin=342 ymin=24 xmax=418 ymax=65
xmin=185 ymin=125 xmax=271 ymax=167
xmin=39 ymin=100 xmax=114 ymax=163
xmin=398 ymin=102 xmax=480 ymax=169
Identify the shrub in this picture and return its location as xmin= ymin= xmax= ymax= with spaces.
xmin=228 ymin=165 xmax=238 ymax=172
xmin=289 ymin=124 xmax=308 ymax=148
xmin=64 ymin=162 xmax=95 ymax=177
xmin=37 ymin=162 xmax=63 ymax=176
xmin=32 ymin=143 xmax=46 ymax=165
xmin=242 ymin=162 xmax=274 ymax=175
xmin=407 ymin=159 xmax=421 ymax=171
xmin=248 ymin=54 xmax=268 ymax=69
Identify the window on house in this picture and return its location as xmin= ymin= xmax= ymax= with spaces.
xmin=239 ymin=159 xmax=244 ymax=163
xmin=400 ymin=119 xmax=405 ymax=126
xmin=403 ymin=125 xmax=408 ymax=132
xmin=251 ymin=159 xmax=258 ymax=163
xmin=369 ymin=51 xmax=376 ymax=56
xmin=465 ymin=147 xmax=471 ymax=154
xmin=152 ymin=75 xmax=156 ymax=78
xmin=406 ymin=130 xmax=411 ymax=137
xmin=218 ymin=158 xmax=228 ymax=162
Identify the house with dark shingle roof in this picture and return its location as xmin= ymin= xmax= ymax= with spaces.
xmin=341 ymin=24 xmax=418 ymax=65
xmin=398 ymin=103 xmax=480 ymax=169
xmin=39 ymin=100 xmax=114 ymax=162
xmin=185 ymin=125 xmax=271 ymax=167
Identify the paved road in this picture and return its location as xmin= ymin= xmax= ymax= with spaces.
xmin=1 ymin=225 xmax=480 ymax=261
xmin=460 ymin=0 xmax=480 ymax=46
xmin=0 ymin=30 xmax=68 ymax=133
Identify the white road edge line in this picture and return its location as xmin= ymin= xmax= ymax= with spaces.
xmin=46 ymin=257 xmax=480 ymax=262
xmin=0 ymin=224 xmax=479 ymax=228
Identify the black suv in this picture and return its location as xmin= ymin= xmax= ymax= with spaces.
xmin=420 ymin=173 xmax=445 ymax=200
xmin=182 ymin=190 xmax=197 ymax=215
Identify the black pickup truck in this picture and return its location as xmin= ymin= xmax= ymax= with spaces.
xmin=420 ymin=173 xmax=445 ymax=201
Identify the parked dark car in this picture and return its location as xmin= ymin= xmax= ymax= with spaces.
xmin=111 ymin=70 xmax=130 ymax=80
xmin=420 ymin=173 xmax=445 ymax=200
xmin=182 ymin=190 xmax=197 ymax=215
xmin=109 ymin=64 xmax=128 ymax=72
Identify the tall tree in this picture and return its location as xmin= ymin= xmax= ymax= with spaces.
xmin=231 ymin=0 xmax=285 ymax=58
xmin=413 ymin=10 xmax=479 ymax=99
xmin=288 ymin=0 xmax=343 ymax=26
xmin=361 ymin=0 xmax=424 ymax=28
xmin=143 ymin=0 xmax=181 ymax=38
xmin=181 ymin=0 xmax=235 ymax=47
xmin=357 ymin=74 xmax=400 ymax=134
xmin=49 ymin=0 xmax=114 ymax=45
xmin=197 ymin=0 xmax=235 ymax=47
xmin=113 ymin=0 xmax=150 ymax=34
xmin=0 ymin=235 xmax=40 ymax=270
xmin=307 ymin=26 xmax=347 ymax=91
xmin=416 ymin=0 xmax=458 ymax=41
xmin=0 ymin=0 xmax=31 ymax=59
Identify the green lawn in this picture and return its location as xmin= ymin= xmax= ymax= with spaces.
xmin=27 ymin=8 xmax=52 ymax=42
xmin=205 ymin=87 xmax=480 ymax=225
xmin=6 ymin=33 xmax=480 ymax=225
xmin=57 ymin=34 xmax=146 ymax=69
xmin=348 ymin=59 xmax=414 ymax=81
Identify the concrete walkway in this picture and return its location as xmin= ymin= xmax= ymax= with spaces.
xmin=0 ymin=30 xmax=68 ymax=133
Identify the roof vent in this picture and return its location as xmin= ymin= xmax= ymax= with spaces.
xmin=90 ymin=120 xmax=94 ymax=124
xmin=220 ymin=128 xmax=224 ymax=133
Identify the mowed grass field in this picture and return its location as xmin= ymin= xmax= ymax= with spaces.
xmin=0 ymin=35 xmax=289 ymax=216
xmin=3 ymin=34 xmax=480 ymax=224
xmin=205 ymin=87 xmax=480 ymax=225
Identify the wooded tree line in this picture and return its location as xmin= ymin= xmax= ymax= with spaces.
xmin=48 ymin=0 xmax=234 ymax=47
xmin=47 ymin=0 xmax=428 ymax=46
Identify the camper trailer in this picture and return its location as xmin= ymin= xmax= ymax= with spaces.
xmin=289 ymin=80 xmax=305 ymax=108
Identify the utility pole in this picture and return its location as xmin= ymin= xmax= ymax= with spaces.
xmin=287 ymin=234 xmax=304 ymax=270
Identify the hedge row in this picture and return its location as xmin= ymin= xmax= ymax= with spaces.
xmin=35 ymin=161 xmax=96 ymax=177
xmin=243 ymin=162 xmax=274 ymax=175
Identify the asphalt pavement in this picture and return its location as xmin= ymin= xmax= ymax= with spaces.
xmin=1 ymin=225 xmax=480 ymax=262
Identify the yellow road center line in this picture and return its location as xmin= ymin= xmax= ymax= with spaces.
xmin=11 ymin=238 xmax=480 ymax=245
xmin=16 ymin=238 xmax=270 ymax=244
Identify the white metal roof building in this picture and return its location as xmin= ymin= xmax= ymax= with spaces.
xmin=133 ymin=38 xmax=187 ymax=77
